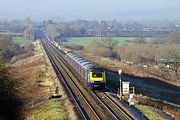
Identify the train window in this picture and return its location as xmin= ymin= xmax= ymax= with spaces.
xmin=92 ymin=72 xmax=102 ymax=77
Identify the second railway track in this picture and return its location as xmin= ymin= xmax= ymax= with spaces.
xmin=94 ymin=92 xmax=135 ymax=120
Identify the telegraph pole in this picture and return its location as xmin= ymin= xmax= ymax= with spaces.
xmin=118 ymin=70 xmax=122 ymax=99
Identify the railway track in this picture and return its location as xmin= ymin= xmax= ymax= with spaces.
xmin=43 ymin=42 xmax=101 ymax=120
xmin=43 ymin=40 xmax=137 ymax=120
xmin=95 ymin=92 xmax=134 ymax=120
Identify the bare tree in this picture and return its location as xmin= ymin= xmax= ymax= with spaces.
xmin=133 ymin=37 xmax=147 ymax=44
xmin=162 ymin=49 xmax=180 ymax=78
xmin=96 ymin=37 xmax=119 ymax=59
xmin=99 ymin=37 xmax=118 ymax=53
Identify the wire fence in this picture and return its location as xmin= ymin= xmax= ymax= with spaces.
xmin=25 ymin=93 xmax=50 ymax=109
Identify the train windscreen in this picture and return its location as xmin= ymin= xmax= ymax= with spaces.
xmin=92 ymin=72 xmax=102 ymax=77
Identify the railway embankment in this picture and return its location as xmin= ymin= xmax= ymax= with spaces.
xmin=12 ymin=41 xmax=77 ymax=120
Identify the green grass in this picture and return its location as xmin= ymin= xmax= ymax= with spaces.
xmin=64 ymin=37 xmax=156 ymax=47
xmin=12 ymin=37 xmax=31 ymax=46
xmin=27 ymin=99 xmax=67 ymax=120
xmin=136 ymin=105 xmax=168 ymax=120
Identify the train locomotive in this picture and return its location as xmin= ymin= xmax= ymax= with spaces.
xmin=65 ymin=52 xmax=106 ymax=90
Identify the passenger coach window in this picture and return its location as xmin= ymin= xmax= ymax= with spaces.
xmin=92 ymin=72 xmax=102 ymax=77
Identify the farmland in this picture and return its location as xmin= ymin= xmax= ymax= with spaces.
xmin=13 ymin=37 xmax=31 ymax=46
xmin=63 ymin=37 xmax=156 ymax=46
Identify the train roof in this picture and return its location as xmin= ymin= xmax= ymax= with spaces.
xmin=74 ymin=57 xmax=84 ymax=62
xmin=66 ymin=52 xmax=93 ymax=69
xmin=66 ymin=52 xmax=76 ymax=57
xmin=84 ymin=63 xmax=93 ymax=69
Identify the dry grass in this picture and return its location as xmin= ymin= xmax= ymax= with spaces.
xmin=12 ymin=41 xmax=77 ymax=120
xmin=26 ymin=99 xmax=68 ymax=120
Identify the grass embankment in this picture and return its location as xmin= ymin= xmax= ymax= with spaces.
xmin=13 ymin=37 xmax=31 ymax=46
xmin=25 ymin=41 xmax=68 ymax=119
xmin=64 ymin=37 xmax=155 ymax=46
xmin=27 ymin=99 xmax=67 ymax=120
xmin=12 ymin=41 xmax=75 ymax=120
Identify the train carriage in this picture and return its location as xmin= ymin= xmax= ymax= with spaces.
xmin=65 ymin=51 xmax=106 ymax=90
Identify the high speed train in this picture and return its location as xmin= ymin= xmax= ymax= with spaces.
xmin=65 ymin=52 xmax=106 ymax=90
xmin=49 ymin=40 xmax=106 ymax=90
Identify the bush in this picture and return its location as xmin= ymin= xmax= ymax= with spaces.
xmin=64 ymin=44 xmax=84 ymax=50
xmin=0 ymin=35 xmax=21 ymax=60
xmin=55 ymin=37 xmax=68 ymax=42
xmin=85 ymin=43 xmax=121 ymax=60
xmin=103 ymin=50 xmax=121 ymax=60
xmin=10 ymin=43 xmax=34 ymax=63
xmin=0 ymin=57 xmax=23 ymax=120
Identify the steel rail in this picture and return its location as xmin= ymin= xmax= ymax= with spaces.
xmin=42 ymin=42 xmax=88 ymax=120
xmin=43 ymin=41 xmax=101 ymax=120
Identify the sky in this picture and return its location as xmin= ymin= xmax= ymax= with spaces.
xmin=0 ymin=0 xmax=180 ymax=21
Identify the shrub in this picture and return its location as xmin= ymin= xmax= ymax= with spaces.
xmin=63 ymin=44 xmax=84 ymax=50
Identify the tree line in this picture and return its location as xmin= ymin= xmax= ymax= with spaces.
xmin=45 ymin=19 xmax=177 ymax=41
xmin=0 ymin=18 xmax=34 ymax=33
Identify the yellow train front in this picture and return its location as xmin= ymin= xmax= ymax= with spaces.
xmin=88 ymin=68 xmax=106 ymax=90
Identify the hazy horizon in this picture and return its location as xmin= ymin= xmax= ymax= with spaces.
xmin=0 ymin=0 xmax=180 ymax=21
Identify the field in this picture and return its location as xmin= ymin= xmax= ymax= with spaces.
xmin=12 ymin=37 xmax=31 ymax=46
xmin=64 ymin=37 xmax=156 ymax=46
